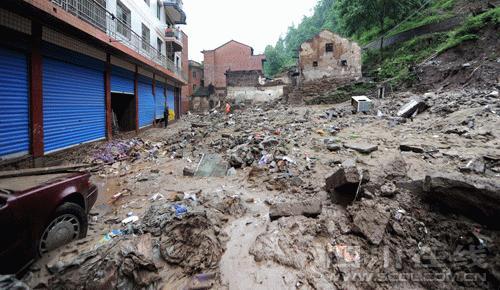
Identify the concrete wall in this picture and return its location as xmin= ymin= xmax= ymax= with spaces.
xmin=203 ymin=41 xmax=266 ymax=89
xmin=227 ymin=85 xmax=284 ymax=104
xmin=299 ymin=30 xmax=361 ymax=82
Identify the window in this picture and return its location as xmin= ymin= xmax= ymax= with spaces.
xmin=193 ymin=71 xmax=197 ymax=78
xmin=157 ymin=2 xmax=161 ymax=19
xmin=326 ymin=43 xmax=334 ymax=52
xmin=116 ymin=1 xmax=131 ymax=40
xmin=142 ymin=24 xmax=150 ymax=51
xmin=157 ymin=37 xmax=163 ymax=57
xmin=341 ymin=60 xmax=348 ymax=66
xmin=175 ymin=56 xmax=180 ymax=68
xmin=144 ymin=0 xmax=150 ymax=6
xmin=193 ymin=84 xmax=196 ymax=90
xmin=312 ymin=61 xmax=318 ymax=67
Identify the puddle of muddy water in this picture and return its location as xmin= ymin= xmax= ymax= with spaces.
xmin=92 ymin=176 xmax=121 ymax=206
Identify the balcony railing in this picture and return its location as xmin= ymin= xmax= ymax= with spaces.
xmin=49 ymin=0 xmax=187 ymax=82
xmin=165 ymin=27 xmax=182 ymax=42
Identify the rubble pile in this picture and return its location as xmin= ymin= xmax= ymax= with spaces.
xmin=21 ymin=85 xmax=500 ymax=289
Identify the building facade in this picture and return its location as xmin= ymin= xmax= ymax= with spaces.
xmin=299 ymin=30 xmax=362 ymax=82
xmin=186 ymin=60 xmax=204 ymax=97
xmin=202 ymin=40 xmax=266 ymax=96
xmin=0 ymin=0 xmax=188 ymax=163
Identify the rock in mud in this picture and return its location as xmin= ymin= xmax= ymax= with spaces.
xmin=380 ymin=182 xmax=398 ymax=197
xmin=183 ymin=167 xmax=195 ymax=176
xmin=327 ymin=144 xmax=341 ymax=152
xmin=348 ymin=200 xmax=390 ymax=245
xmin=399 ymin=143 xmax=425 ymax=153
xmin=325 ymin=167 xmax=369 ymax=193
xmin=423 ymin=172 xmax=500 ymax=229
xmin=269 ymin=199 xmax=322 ymax=221
xmin=343 ymin=143 xmax=378 ymax=154
xmin=397 ymin=99 xmax=428 ymax=118
xmin=160 ymin=212 xmax=223 ymax=274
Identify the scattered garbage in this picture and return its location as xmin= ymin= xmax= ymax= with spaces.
xmin=122 ymin=215 xmax=139 ymax=224
xmin=173 ymin=204 xmax=188 ymax=216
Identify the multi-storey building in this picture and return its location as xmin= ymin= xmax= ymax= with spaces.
xmin=0 ymin=0 xmax=187 ymax=163
xmin=202 ymin=40 xmax=266 ymax=97
xmin=183 ymin=60 xmax=203 ymax=98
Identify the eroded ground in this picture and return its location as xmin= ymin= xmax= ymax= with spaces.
xmin=21 ymin=88 xmax=500 ymax=289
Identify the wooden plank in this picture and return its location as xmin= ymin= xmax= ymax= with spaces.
xmin=0 ymin=164 xmax=94 ymax=179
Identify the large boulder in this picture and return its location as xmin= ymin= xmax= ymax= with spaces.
xmin=423 ymin=172 xmax=500 ymax=229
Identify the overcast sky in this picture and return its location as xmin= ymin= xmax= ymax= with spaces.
xmin=182 ymin=0 xmax=318 ymax=62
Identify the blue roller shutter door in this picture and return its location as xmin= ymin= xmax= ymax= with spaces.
xmin=155 ymin=83 xmax=166 ymax=119
xmin=43 ymin=57 xmax=105 ymax=153
xmin=111 ymin=66 xmax=134 ymax=94
xmin=0 ymin=47 xmax=29 ymax=159
xmin=167 ymin=87 xmax=175 ymax=121
xmin=138 ymin=78 xmax=155 ymax=128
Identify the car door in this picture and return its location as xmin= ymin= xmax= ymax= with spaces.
xmin=0 ymin=193 xmax=30 ymax=274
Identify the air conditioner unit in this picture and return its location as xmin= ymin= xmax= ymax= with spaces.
xmin=351 ymin=96 xmax=373 ymax=113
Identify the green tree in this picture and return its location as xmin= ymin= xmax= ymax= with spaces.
xmin=335 ymin=0 xmax=425 ymax=37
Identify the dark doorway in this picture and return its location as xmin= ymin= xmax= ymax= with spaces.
xmin=111 ymin=93 xmax=136 ymax=133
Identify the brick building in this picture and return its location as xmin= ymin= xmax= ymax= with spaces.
xmin=299 ymin=30 xmax=361 ymax=82
xmin=180 ymin=30 xmax=189 ymax=113
xmin=188 ymin=60 xmax=204 ymax=95
xmin=202 ymin=40 xmax=266 ymax=96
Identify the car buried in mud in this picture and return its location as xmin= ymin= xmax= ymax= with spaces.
xmin=0 ymin=172 xmax=98 ymax=275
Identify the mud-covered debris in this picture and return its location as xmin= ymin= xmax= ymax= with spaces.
xmin=160 ymin=212 xmax=223 ymax=274
xmin=380 ymin=182 xmax=398 ymax=197
xmin=141 ymin=203 xmax=176 ymax=236
xmin=0 ymin=275 xmax=29 ymax=290
xmin=191 ymin=122 xmax=210 ymax=128
xmin=399 ymin=143 xmax=425 ymax=153
xmin=423 ymin=172 xmax=500 ymax=229
xmin=348 ymin=199 xmax=390 ymax=245
xmin=269 ymin=199 xmax=322 ymax=221
xmin=250 ymin=216 xmax=328 ymax=270
xmin=397 ymin=99 xmax=428 ymax=118
xmin=120 ymin=234 xmax=160 ymax=287
xmin=46 ymin=235 xmax=160 ymax=289
xmin=343 ymin=142 xmax=378 ymax=154
xmin=184 ymin=166 xmax=195 ymax=176
xmin=459 ymin=157 xmax=486 ymax=174
xmin=325 ymin=167 xmax=369 ymax=195
xmin=214 ymin=196 xmax=247 ymax=217
xmin=185 ymin=273 xmax=216 ymax=290
xmin=327 ymin=143 xmax=341 ymax=152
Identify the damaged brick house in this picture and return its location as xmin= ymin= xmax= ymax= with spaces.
xmin=299 ymin=30 xmax=362 ymax=82
xmin=226 ymin=70 xmax=285 ymax=104
xmin=202 ymin=40 xmax=266 ymax=97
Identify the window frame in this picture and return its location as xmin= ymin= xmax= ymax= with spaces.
xmin=141 ymin=23 xmax=151 ymax=51
xmin=116 ymin=0 xmax=131 ymax=40
xmin=325 ymin=43 xmax=334 ymax=53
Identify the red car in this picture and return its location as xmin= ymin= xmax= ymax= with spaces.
xmin=0 ymin=172 xmax=98 ymax=275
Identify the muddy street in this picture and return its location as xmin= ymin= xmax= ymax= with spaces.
xmin=5 ymin=87 xmax=493 ymax=289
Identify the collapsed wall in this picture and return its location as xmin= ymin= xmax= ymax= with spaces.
xmin=226 ymin=70 xmax=285 ymax=103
